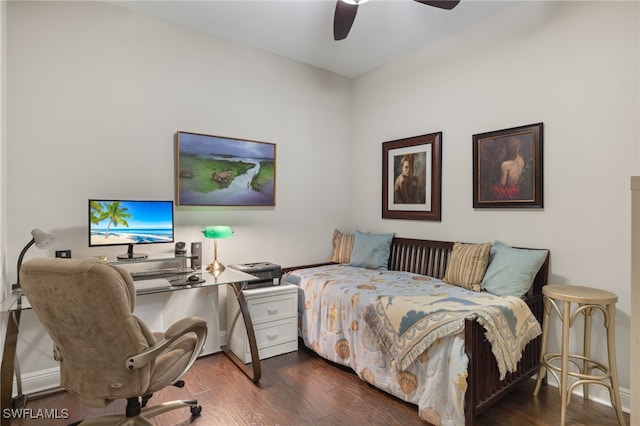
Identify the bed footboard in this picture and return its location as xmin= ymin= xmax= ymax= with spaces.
xmin=464 ymin=252 xmax=548 ymax=425
xmin=464 ymin=294 xmax=544 ymax=425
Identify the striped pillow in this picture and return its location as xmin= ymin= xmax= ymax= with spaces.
xmin=329 ymin=229 xmax=354 ymax=263
xmin=443 ymin=242 xmax=492 ymax=292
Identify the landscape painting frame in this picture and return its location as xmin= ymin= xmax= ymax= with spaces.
xmin=175 ymin=131 xmax=276 ymax=207
xmin=382 ymin=132 xmax=442 ymax=221
xmin=472 ymin=122 xmax=543 ymax=209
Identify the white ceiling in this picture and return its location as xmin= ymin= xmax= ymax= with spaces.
xmin=109 ymin=0 xmax=518 ymax=78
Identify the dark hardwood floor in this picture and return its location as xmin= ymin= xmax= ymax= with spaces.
xmin=12 ymin=346 xmax=628 ymax=425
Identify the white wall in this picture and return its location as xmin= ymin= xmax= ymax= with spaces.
xmin=7 ymin=0 xmax=352 ymax=271
xmin=1 ymin=0 xmax=6 ymax=292
xmin=0 ymin=0 xmax=7 ymax=380
xmin=4 ymin=0 xmax=640 ymax=413
xmin=6 ymin=0 xmax=352 ymax=383
xmin=351 ymin=0 xmax=639 ymax=408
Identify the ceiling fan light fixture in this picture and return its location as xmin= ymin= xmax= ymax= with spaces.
xmin=341 ymin=0 xmax=370 ymax=5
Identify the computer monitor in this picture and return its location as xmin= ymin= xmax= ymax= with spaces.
xmin=89 ymin=199 xmax=174 ymax=260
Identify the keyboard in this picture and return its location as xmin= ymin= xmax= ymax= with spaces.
xmin=134 ymin=278 xmax=172 ymax=292
xmin=130 ymin=267 xmax=195 ymax=280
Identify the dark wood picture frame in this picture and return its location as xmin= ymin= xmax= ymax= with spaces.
xmin=473 ymin=122 xmax=543 ymax=208
xmin=382 ymin=132 xmax=442 ymax=221
xmin=175 ymin=131 xmax=276 ymax=207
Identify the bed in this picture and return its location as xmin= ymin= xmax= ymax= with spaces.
xmin=281 ymin=235 xmax=549 ymax=426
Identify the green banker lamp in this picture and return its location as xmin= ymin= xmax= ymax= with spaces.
xmin=202 ymin=226 xmax=233 ymax=274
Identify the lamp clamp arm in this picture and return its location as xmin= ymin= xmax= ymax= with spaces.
xmin=15 ymin=238 xmax=36 ymax=287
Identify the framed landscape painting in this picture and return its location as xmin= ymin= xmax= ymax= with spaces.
xmin=472 ymin=122 xmax=543 ymax=208
xmin=175 ymin=131 xmax=276 ymax=206
xmin=382 ymin=132 xmax=442 ymax=221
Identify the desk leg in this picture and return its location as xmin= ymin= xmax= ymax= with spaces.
xmin=221 ymin=283 xmax=261 ymax=383
xmin=1 ymin=310 xmax=25 ymax=425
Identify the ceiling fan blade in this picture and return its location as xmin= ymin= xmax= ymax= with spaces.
xmin=334 ymin=1 xmax=359 ymax=41
xmin=414 ymin=0 xmax=461 ymax=10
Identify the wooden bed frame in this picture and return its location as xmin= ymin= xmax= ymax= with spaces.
xmin=282 ymin=237 xmax=550 ymax=426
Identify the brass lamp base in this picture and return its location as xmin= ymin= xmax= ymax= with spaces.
xmin=206 ymin=259 xmax=226 ymax=274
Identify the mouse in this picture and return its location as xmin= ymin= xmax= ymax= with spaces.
xmin=187 ymin=274 xmax=200 ymax=282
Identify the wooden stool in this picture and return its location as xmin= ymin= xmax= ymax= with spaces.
xmin=533 ymin=284 xmax=625 ymax=425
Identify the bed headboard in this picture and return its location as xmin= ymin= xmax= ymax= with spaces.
xmin=387 ymin=237 xmax=550 ymax=297
xmin=388 ymin=237 xmax=453 ymax=278
xmin=281 ymin=236 xmax=549 ymax=298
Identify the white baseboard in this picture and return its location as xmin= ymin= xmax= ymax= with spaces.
xmin=579 ymin=384 xmax=631 ymax=414
xmin=535 ymin=378 xmax=630 ymax=414
xmin=14 ymin=330 xmax=225 ymax=399
xmin=619 ymin=386 xmax=630 ymax=414
xmin=14 ymin=366 xmax=61 ymax=397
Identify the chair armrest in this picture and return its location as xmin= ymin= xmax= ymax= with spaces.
xmin=125 ymin=316 xmax=207 ymax=371
xmin=164 ymin=317 xmax=207 ymax=339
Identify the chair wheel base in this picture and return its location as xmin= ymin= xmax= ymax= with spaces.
xmin=190 ymin=404 xmax=202 ymax=417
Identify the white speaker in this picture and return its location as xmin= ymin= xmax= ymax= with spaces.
xmin=191 ymin=242 xmax=202 ymax=269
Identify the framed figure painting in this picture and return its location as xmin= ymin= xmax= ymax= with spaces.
xmin=382 ymin=132 xmax=442 ymax=221
xmin=472 ymin=122 xmax=543 ymax=208
xmin=175 ymin=131 xmax=276 ymax=207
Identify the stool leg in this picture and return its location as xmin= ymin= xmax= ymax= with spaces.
xmin=583 ymin=305 xmax=592 ymax=400
xmin=560 ymin=300 xmax=571 ymax=426
xmin=605 ymin=303 xmax=626 ymax=426
xmin=534 ymin=296 xmax=551 ymax=396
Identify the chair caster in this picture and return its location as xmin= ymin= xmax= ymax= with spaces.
xmin=141 ymin=394 xmax=153 ymax=407
xmin=190 ymin=405 xmax=202 ymax=417
xmin=173 ymin=380 xmax=185 ymax=388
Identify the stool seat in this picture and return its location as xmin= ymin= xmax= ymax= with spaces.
xmin=533 ymin=284 xmax=625 ymax=425
xmin=543 ymin=284 xmax=618 ymax=305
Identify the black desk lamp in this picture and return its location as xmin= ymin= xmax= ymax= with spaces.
xmin=13 ymin=229 xmax=58 ymax=290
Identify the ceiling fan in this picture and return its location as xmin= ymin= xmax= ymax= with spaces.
xmin=334 ymin=0 xmax=461 ymax=41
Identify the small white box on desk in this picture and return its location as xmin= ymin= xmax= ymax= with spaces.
xmin=226 ymin=284 xmax=298 ymax=363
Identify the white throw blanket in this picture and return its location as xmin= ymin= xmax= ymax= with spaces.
xmin=363 ymin=292 xmax=541 ymax=379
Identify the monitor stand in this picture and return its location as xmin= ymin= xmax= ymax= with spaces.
xmin=117 ymin=244 xmax=148 ymax=260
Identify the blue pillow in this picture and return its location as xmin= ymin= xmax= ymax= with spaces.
xmin=349 ymin=230 xmax=394 ymax=270
xmin=481 ymin=241 xmax=548 ymax=298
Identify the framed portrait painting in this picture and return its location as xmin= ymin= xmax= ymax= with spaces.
xmin=472 ymin=122 xmax=543 ymax=208
xmin=382 ymin=132 xmax=442 ymax=221
xmin=175 ymin=131 xmax=276 ymax=207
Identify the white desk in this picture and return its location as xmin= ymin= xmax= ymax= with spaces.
xmin=0 ymin=266 xmax=260 ymax=423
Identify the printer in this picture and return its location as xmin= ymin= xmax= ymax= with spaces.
xmin=228 ymin=262 xmax=281 ymax=288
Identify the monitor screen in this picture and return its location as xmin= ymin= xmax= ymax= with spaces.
xmin=89 ymin=199 xmax=174 ymax=259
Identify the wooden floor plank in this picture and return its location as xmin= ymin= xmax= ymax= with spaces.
xmin=11 ymin=346 xmax=629 ymax=425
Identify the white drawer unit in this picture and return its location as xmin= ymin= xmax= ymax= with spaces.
xmin=226 ymin=284 xmax=298 ymax=363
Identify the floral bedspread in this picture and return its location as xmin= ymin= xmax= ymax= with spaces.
xmin=283 ymin=264 xmax=540 ymax=426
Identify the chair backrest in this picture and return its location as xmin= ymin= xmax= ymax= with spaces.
xmin=20 ymin=257 xmax=156 ymax=402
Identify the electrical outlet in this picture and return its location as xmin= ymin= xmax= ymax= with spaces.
xmin=55 ymin=250 xmax=72 ymax=259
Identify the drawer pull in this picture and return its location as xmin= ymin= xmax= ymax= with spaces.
xmin=267 ymin=306 xmax=278 ymax=315
xmin=267 ymin=331 xmax=278 ymax=340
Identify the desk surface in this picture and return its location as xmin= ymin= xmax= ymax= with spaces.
xmin=1 ymin=266 xmax=259 ymax=312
